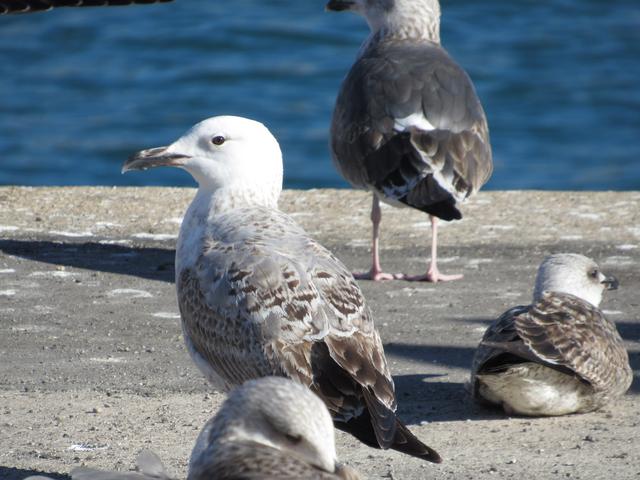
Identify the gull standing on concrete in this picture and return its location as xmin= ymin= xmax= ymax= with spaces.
xmin=25 ymin=378 xmax=361 ymax=479
xmin=328 ymin=0 xmax=493 ymax=282
xmin=122 ymin=115 xmax=442 ymax=462
xmin=0 ymin=0 xmax=172 ymax=15
xmin=470 ymin=253 xmax=632 ymax=416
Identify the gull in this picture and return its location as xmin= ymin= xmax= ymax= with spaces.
xmin=0 ymin=0 xmax=172 ymax=15
xmin=188 ymin=377 xmax=361 ymax=479
xmin=328 ymin=0 xmax=493 ymax=282
xmin=25 ymin=378 xmax=362 ymax=479
xmin=470 ymin=253 xmax=632 ymax=416
xmin=122 ymin=115 xmax=442 ymax=462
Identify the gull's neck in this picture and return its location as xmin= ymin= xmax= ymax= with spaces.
xmin=190 ymin=184 xmax=280 ymax=218
xmin=175 ymin=185 xmax=280 ymax=273
xmin=365 ymin=7 xmax=440 ymax=45
xmin=533 ymin=280 xmax=602 ymax=307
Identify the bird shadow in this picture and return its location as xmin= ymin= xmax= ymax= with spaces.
xmin=0 ymin=239 xmax=175 ymax=283
xmin=383 ymin=341 xmax=504 ymax=423
xmin=0 ymin=466 xmax=69 ymax=480
xmin=392 ymin=373 xmax=505 ymax=423
xmin=384 ymin=341 xmax=478 ymax=371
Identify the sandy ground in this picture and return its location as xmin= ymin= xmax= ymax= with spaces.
xmin=0 ymin=187 xmax=638 ymax=480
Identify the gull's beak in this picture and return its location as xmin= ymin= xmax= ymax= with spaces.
xmin=121 ymin=146 xmax=191 ymax=174
xmin=601 ymin=274 xmax=619 ymax=291
xmin=326 ymin=0 xmax=355 ymax=12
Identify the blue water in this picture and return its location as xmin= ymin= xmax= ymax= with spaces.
xmin=0 ymin=0 xmax=639 ymax=190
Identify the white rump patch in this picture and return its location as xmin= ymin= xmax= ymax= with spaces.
xmin=394 ymin=112 xmax=435 ymax=132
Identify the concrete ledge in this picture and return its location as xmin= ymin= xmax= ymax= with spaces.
xmin=0 ymin=187 xmax=639 ymax=480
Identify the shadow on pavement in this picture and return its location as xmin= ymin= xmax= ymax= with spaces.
xmin=392 ymin=373 xmax=505 ymax=423
xmin=0 ymin=240 xmax=175 ymax=283
xmin=0 ymin=466 xmax=69 ymax=480
xmin=384 ymin=342 xmax=477 ymax=370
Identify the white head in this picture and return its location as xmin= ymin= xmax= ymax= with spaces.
xmin=532 ymin=253 xmax=619 ymax=307
xmin=189 ymin=377 xmax=337 ymax=479
xmin=123 ymin=116 xmax=283 ymax=209
xmin=326 ymin=0 xmax=441 ymax=41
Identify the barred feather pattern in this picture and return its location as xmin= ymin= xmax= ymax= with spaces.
xmin=471 ymin=292 xmax=632 ymax=413
xmin=176 ymin=206 xmax=396 ymax=421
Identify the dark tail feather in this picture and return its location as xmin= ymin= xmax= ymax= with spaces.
xmin=335 ymin=390 xmax=442 ymax=464
xmin=392 ymin=417 xmax=442 ymax=463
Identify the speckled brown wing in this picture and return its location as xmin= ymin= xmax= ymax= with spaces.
xmin=177 ymin=207 xmax=395 ymax=423
xmin=200 ymin=442 xmax=356 ymax=480
xmin=513 ymin=292 xmax=632 ymax=395
xmin=470 ymin=304 xmax=532 ymax=398
xmin=0 ymin=0 xmax=172 ymax=14
xmin=331 ymin=39 xmax=492 ymax=220
xmin=471 ymin=305 xmax=529 ymax=374
xmin=472 ymin=293 xmax=632 ymax=397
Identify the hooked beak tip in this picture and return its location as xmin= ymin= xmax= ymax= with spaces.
xmin=602 ymin=275 xmax=619 ymax=291
xmin=121 ymin=146 xmax=190 ymax=174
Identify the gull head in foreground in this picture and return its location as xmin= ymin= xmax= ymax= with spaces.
xmin=124 ymin=115 xmax=442 ymax=463
xmin=190 ymin=377 xmax=361 ymax=479
xmin=471 ymin=253 xmax=631 ymax=416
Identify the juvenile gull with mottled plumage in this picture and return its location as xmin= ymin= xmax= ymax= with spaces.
xmin=122 ymin=115 xmax=442 ymax=463
xmin=328 ymin=0 xmax=493 ymax=282
xmin=471 ymin=253 xmax=632 ymax=416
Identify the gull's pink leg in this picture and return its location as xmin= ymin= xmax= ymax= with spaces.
xmin=353 ymin=195 xmax=400 ymax=281
xmin=405 ymin=215 xmax=463 ymax=282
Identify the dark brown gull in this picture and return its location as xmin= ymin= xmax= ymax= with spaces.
xmin=328 ymin=0 xmax=493 ymax=282
xmin=0 ymin=0 xmax=171 ymax=15
xmin=122 ymin=115 xmax=442 ymax=463
xmin=470 ymin=253 xmax=632 ymax=416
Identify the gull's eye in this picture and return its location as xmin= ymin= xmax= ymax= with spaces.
xmin=211 ymin=135 xmax=226 ymax=146
xmin=284 ymin=433 xmax=302 ymax=444
xmin=588 ymin=268 xmax=599 ymax=279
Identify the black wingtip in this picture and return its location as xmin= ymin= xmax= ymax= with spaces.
xmin=392 ymin=418 xmax=443 ymax=463
xmin=335 ymin=409 xmax=442 ymax=463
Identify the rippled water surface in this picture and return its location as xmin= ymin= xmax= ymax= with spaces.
xmin=0 ymin=0 xmax=639 ymax=189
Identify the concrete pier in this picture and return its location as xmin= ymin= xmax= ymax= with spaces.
xmin=0 ymin=187 xmax=638 ymax=479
